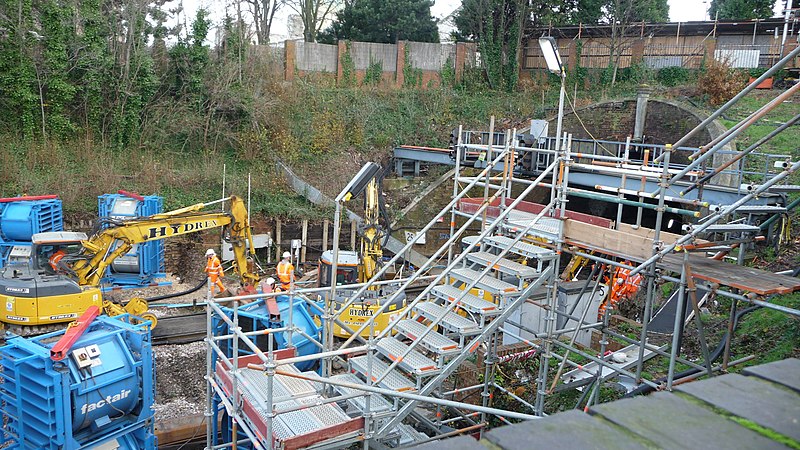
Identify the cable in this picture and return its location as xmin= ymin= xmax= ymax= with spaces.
xmin=563 ymin=89 xmax=615 ymax=156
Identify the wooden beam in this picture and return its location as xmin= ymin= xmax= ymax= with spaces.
xmin=276 ymin=219 xmax=282 ymax=260
xmin=322 ymin=219 xmax=329 ymax=252
xmin=301 ymin=219 xmax=308 ymax=263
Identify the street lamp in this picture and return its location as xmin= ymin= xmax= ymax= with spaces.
xmin=538 ymin=36 xmax=567 ymax=153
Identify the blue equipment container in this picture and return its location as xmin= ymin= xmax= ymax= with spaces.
xmin=0 ymin=315 xmax=156 ymax=450
xmin=0 ymin=198 xmax=63 ymax=244
xmin=97 ymin=194 xmax=165 ymax=286
xmin=216 ymin=295 xmax=322 ymax=371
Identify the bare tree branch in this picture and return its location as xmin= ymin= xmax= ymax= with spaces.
xmin=286 ymin=0 xmax=341 ymax=42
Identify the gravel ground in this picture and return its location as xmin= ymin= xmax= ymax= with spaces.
xmin=114 ymin=273 xmax=214 ymax=422
xmin=153 ymin=340 xmax=207 ymax=421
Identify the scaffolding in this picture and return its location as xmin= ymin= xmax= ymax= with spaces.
xmin=204 ymin=46 xmax=800 ymax=450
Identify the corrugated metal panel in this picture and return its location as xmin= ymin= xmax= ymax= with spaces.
xmin=715 ymin=48 xmax=760 ymax=68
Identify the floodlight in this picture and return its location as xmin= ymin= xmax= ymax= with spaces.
xmin=538 ymin=36 xmax=564 ymax=75
xmin=336 ymin=162 xmax=381 ymax=202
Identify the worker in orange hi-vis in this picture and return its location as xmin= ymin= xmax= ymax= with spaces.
xmin=204 ymin=249 xmax=226 ymax=296
xmin=49 ymin=249 xmax=66 ymax=273
xmin=276 ymin=251 xmax=295 ymax=291
xmin=599 ymin=261 xmax=643 ymax=318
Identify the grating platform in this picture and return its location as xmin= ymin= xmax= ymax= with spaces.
xmin=450 ymin=267 xmax=520 ymax=296
xmin=431 ymin=284 xmax=500 ymax=317
xmin=238 ymin=364 xmax=316 ymax=403
xmin=349 ymin=355 xmax=416 ymax=392
xmin=376 ymin=337 xmax=441 ymax=376
xmin=270 ymin=395 xmax=353 ymax=441
xmin=465 ymin=250 xmax=540 ymax=279
xmin=225 ymin=367 xmax=360 ymax=448
xmin=395 ymin=319 xmax=461 ymax=356
xmin=484 ymin=235 xmax=557 ymax=260
xmin=329 ymin=373 xmax=394 ymax=415
xmin=502 ymin=212 xmax=563 ymax=241
xmin=414 ymin=301 xmax=481 ymax=335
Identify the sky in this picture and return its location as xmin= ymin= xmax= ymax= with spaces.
xmin=175 ymin=0 xmax=782 ymax=43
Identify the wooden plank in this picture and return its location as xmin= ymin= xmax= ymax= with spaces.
xmin=563 ymin=220 xmax=655 ymax=261
xmin=155 ymin=414 xmax=212 ymax=446
xmin=660 ymin=253 xmax=800 ymax=295
xmin=322 ymin=219 xmax=329 ymax=252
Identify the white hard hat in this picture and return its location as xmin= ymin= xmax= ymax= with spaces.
xmin=282 ymin=251 xmax=291 ymax=259
xmin=265 ymin=277 xmax=275 ymax=285
xmin=206 ymin=249 xmax=215 ymax=257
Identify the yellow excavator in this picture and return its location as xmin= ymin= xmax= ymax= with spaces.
xmin=318 ymin=163 xmax=406 ymax=338
xmin=0 ymin=196 xmax=259 ymax=335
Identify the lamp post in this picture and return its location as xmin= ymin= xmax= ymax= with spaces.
xmin=539 ymin=36 xmax=566 ymax=152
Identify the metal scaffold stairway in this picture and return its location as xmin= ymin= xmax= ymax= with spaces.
xmin=203 ymin=49 xmax=800 ymax=447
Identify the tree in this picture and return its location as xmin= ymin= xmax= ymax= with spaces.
xmin=455 ymin=0 xmax=537 ymax=91
xmin=709 ymin=0 xmax=775 ymax=20
xmin=241 ymin=0 xmax=284 ymax=44
xmin=286 ymin=0 xmax=342 ymax=42
xmin=321 ymin=0 xmax=439 ymax=44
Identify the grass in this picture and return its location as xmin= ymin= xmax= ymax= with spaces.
xmin=729 ymin=292 xmax=800 ymax=370
xmin=719 ymin=90 xmax=800 ymax=157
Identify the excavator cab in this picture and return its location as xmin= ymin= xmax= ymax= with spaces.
xmin=30 ymin=232 xmax=87 ymax=274
xmin=318 ymin=250 xmax=359 ymax=288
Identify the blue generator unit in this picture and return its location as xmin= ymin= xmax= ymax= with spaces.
xmin=0 ymin=198 xmax=63 ymax=267
xmin=0 ymin=315 xmax=156 ymax=449
xmin=97 ymin=194 xmax=165 ymax=286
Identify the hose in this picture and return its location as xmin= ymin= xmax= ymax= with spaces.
xmin=623 ymin=305 xmax=760 ymax=398
xmin=143 ymin=277 xmax=210 ymax=302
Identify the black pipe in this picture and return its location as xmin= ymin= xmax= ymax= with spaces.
xmin=144 ymin=276 xmax=209 ymax=302
xmin=623 ymin=305 xmax=760 ymax=398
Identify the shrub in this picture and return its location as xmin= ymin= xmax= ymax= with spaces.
xmin=656 ymin=66 xmax=691 ymax=86
xmin=698 ymin=59 xmax=747 ymax=106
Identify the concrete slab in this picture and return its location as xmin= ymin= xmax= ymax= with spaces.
xmin=410 ymin=435 xmax=487 ymax=450
xmin=677 ymin=373 xmax=800 ymax=441
xmin=742 ymin=358 xmax=800 ymax=393
xmin=484 ymin=410 xmax=652 ymax=450
xmin=591 ymin=392 xmax=787 ymax=449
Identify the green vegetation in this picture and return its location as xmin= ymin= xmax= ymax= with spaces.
xmin=720 ymin=91 xmax=800 ymax=156
xmin=730 ymin=293 xmax=800 ymax=369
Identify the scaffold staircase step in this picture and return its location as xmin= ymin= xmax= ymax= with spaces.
xmin=465 ymin=250 xmax=540 ymax=278
xmin=702 ymin=224 xmax=761 ymax=233
xmin=431 ymin=284 xmax=501 ymax=317
xmin=329 ymin=373 xmax=394 ymax=414
xmin=764 ymin=185 xmax=800 ymax=193
xmin=450 ymin=267 xmax=520 ymax=297
xmin=349 ymin=355 xmax=416 ymax=392
xmin=413 ymin=301 xmax=481 ymax=335
xmin=483 ymin=235 xmax=557 ymax=260
xmin=395 ymin=319 xmax=461 ymax=356
xmin=734 ymin=205 xmax=787 ymax=214
xmin=502 ymin=213 xmax=563 ymax=241
xmin=376 ymin=337 xmax=441 ymax=377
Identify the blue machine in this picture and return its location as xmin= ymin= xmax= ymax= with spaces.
xmin=0 ymin=198 xmax=63 ymax=267
xmin=0 ymin=315 xmax=156 ymax=450
xmin=215 ymin=295 xmax=322 ymax=371
xmin=97 ymin=194 xmax=165 ymax=286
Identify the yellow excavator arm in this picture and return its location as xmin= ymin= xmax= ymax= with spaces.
xmin=358 ymin=178 xmax=383 ymax=286
xmin=72 ymin=196 xmax=259 ymax=288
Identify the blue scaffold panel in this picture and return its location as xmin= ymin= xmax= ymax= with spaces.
xmin=97 ymin=194 xmax=165 ymax=286
xmin=0 ymin=199 xmax=63 ymax=244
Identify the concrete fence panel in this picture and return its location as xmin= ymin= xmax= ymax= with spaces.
xmin=407 ymin=42 xmax=456 ymax=70
xmin=350 ymin=42 xmax=397 ymax=71
xmin=296 ymin=41 xmax=338 ymax=72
